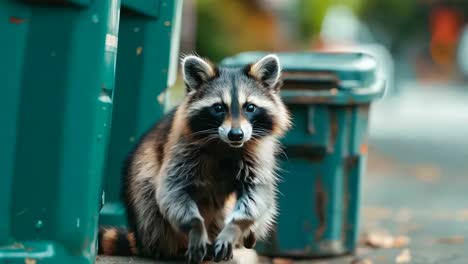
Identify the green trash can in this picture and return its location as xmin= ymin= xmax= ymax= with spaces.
xmin=0 ymin=1 xmax=119 ymax=263
xmin=221 ymin=52 xmax=385 ymax=258
xmin=99 ymin=0 xmax=183 ymax=227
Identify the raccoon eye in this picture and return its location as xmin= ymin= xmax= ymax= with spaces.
xmin=213 ymin=103 xmax=225 ymax=113
xmin=246 ymin=103 xmax=256 ymax=113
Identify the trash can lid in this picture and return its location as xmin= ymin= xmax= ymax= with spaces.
xmin=221 ymin=51 xmax=377 ymax=90
xmin=221 ymin=51 xmax=385 ymax=104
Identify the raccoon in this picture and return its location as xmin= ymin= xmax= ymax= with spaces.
xmin=98 ymin=54 xmax=291 ymax=263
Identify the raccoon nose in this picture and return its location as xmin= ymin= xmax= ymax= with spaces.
xmin=228 ymin=128 xmax=244 ymax=141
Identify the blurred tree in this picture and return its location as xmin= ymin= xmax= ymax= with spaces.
xmin=360 ymin=0 xmax=468 ymax=53
xmin=296 ymin=0 xmax=365 ymax=44
xmin=195 ymin=0 xmax=284 ymax=62
xmin=359 ymin=1 xmax=425 ymax=53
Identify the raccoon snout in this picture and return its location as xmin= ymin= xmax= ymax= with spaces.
xmin=227 ymin=128 xmax=244 ymax=141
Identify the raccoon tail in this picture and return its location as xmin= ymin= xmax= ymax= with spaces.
xmin=98 ymin=227 xmax=139 ymax=256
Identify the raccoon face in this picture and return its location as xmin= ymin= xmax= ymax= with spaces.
xmin=181 ymin=54 xmax=290 ymax=148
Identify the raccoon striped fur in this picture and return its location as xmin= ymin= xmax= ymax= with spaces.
xmin=98 ymin=54 xmax=291 ymax=263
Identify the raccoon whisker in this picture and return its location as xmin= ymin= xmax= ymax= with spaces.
xmin=252 ymin=128 xmax=271 ymax=133
xmin=188 ymin=135 xmax=219 ymax=146
xmin=190 ymin=133 xmax=218 ymax=141
xmin=190 ymin=128 xmax=218 ymax=136
xmin=276 ymin=147 xmax=288 ymax=161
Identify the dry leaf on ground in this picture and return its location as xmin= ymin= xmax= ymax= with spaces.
xmin=395 ymin=248 xmax=411 ymax=263
xmin=434 ymin=236 xmax=464 ymax=244
xmin=351 ymin=257 xmax=373 ymax=264
xmin=362 ymin=230 xmax=410 ymax=248
xmin=272 ymin=258 xmax=294 ymax=264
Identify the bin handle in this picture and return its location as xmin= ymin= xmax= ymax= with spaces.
xmin=282 ymin=71 xmax=339 ymax=91
xmin=281 ymin=79 xmax=385 ymax=104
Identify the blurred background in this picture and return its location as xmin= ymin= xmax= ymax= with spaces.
xmin=172 ymin=0 xmax=468 ymax=263
xmin=168 ymin=0 xmax=468 ymax=102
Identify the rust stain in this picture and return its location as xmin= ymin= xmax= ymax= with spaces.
xmin=283 ymin=145 xmax=326 ymax=163
xmin=307 ymin=106 xmax=315 ymax=134
xmin=342 ymin=156 xmax=358 ymax=242
xmin=327 ymin=109 xmax=339 ymax=153
xmin=315 ymin=176 xmax=326 ymax=241
xmin=10 ymin=17 xmax=29 ymax=24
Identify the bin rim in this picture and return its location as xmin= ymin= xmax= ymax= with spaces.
xmin=221 ymin=51 xmax=377 ymax=72
xmin=280 ymin=78 xmax=386 ymax=105
xmin=221 ymin=51 xmax=386 ymax=104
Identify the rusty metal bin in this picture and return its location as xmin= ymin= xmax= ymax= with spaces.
xmin=221 ymin=52 xmax=385 ymax=257
xmin=0 ymin=1 xmax=119 ymax=263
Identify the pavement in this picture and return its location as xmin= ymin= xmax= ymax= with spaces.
xmin=97 ymin=81 xmax=468 ymax=264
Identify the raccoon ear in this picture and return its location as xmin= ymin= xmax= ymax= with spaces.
xmin=246 ymin=54 xmax=281 ymax=91
xmin=181 ymin=55 xmax=218 ymax=93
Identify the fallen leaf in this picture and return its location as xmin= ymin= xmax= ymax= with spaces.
xmin=272 ymin=258 xmax=294 ymax=264
xmin=395 ymin=248 xmax=411 ymax=263
xmin=410 ymin=164 xmax=441 ymax=183
xmin=393 ymin=235 xmax=411 ymax=248
xmin=362 ymin=231 xmax=410 ymax=248
xmin=435 ymin=236 xmax=464 ymax=244
xmin=351 ymin=257 xmax=373 ymax=264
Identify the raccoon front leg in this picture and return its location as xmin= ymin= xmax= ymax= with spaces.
xmin=213 ymin=183 xmax=276 ymax=262
xmin=157 ymin=178 xmax=210 ymax=263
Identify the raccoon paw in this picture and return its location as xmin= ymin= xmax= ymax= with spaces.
xmin=243 ymin=231 xmax=256 ymax=249
xmin=186 ymin=238 xmax=208 ymax=264
xmin=214 ymin=239 xmax=233 ymax=262
xmin=204 ymin=243 xmax=215 ymax=261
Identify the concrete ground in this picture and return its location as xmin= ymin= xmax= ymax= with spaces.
xmin=98 ymin=82 xmax=468 ymax=263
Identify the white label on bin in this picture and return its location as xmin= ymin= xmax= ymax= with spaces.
xmin=105 ymin=34 xmax=118 ymax=49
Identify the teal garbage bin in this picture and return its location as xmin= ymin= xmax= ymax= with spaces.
xmin=0 ymin=1 xmax=119 ymax=263
xmin=99 ymin=0 xmax=183 ymax=227
xmin=221 ymin=52 xmax=385 ymax=257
